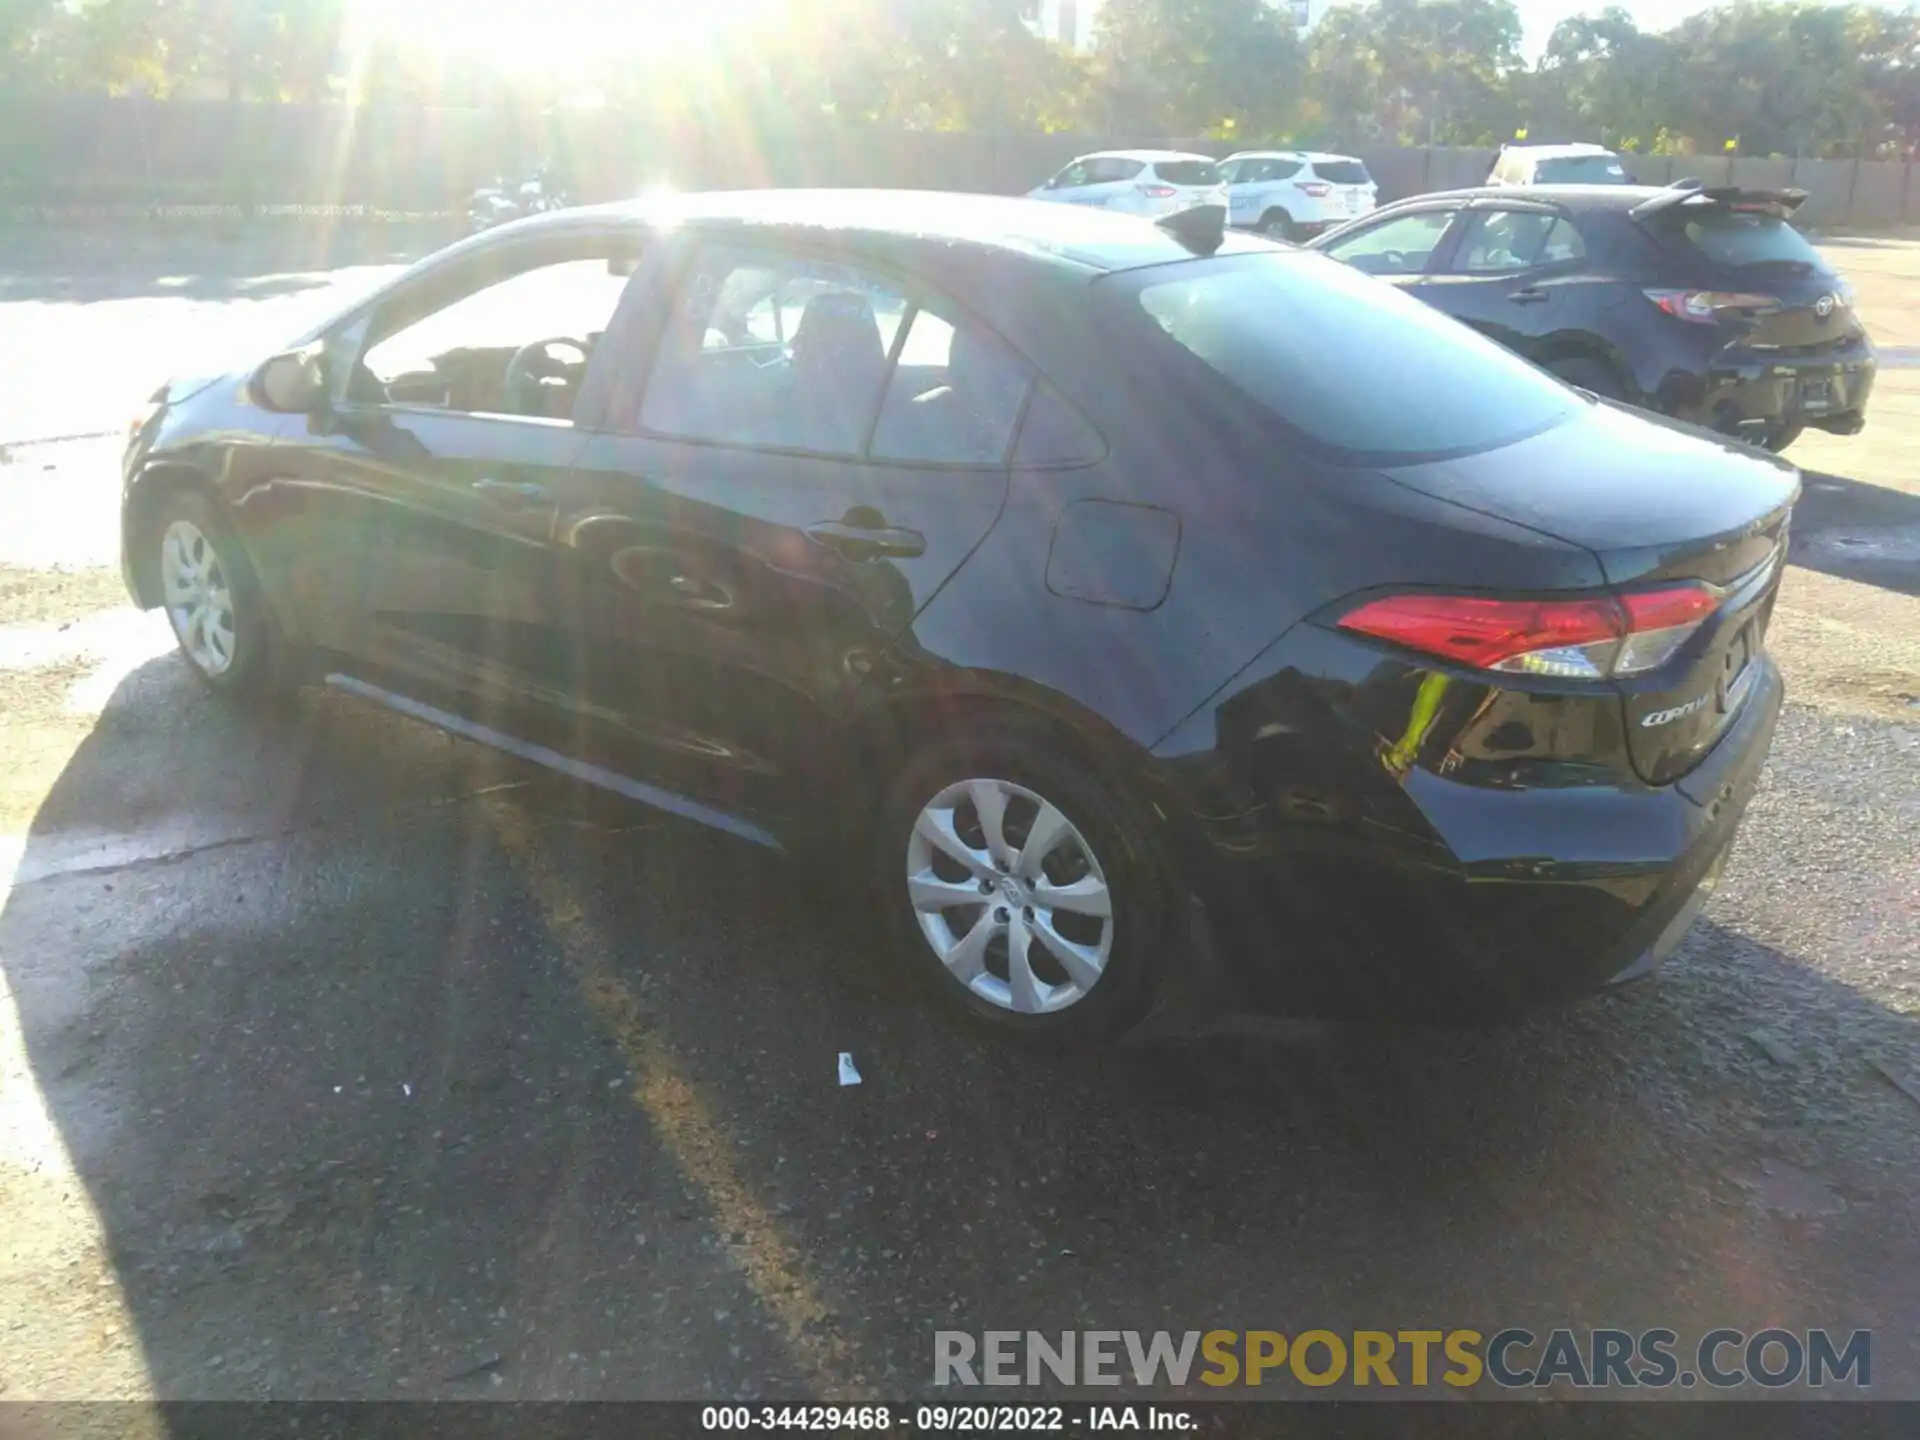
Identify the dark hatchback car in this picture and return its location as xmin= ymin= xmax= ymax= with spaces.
xmin=1310 ymin=178 xmax=1875 ymax=453
xmin=122 ymin=191 xmax=1794 ymax=1043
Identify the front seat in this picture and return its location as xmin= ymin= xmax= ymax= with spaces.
xmin=787 ymin=292 xmax=889 ymax=453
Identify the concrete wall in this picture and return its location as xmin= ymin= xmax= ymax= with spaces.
xmin=2 ymin=100 xmax=1915 ymax=229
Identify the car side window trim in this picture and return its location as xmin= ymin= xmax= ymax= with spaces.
xmin=620 ymin=234 xmax=1043 ymax=472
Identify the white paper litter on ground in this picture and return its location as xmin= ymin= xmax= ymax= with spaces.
xmin=837 ymin=1052 xmax=862 ymax=1086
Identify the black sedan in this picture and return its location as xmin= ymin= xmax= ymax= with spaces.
xmin=1309 ymin=178 xmax=1875 ymax=453
xmin=121 ymin=191 xmax=1793 ymax=1042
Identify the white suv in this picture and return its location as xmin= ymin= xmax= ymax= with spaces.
xmin=1220 ymin=151 xmax=1377 ymax=241
xmin=1029 ymin=150 xmax=1229 ymax=219
xmin=1487 ymin=143 xmax=1632 ymax=186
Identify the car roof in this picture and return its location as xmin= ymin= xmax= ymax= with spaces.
xmin=1381 ymin=183 xmax=1665 ymax=211
xmin=1225 ymin=150 xmax=1362 ymax=164
xmin=495 ymin=189 xmax=1271 ymax=276
xmin=1076 ymin=149 xmax=1217 ymax=164
xmin=1504 ymin=142 xmax=1618 ymax=159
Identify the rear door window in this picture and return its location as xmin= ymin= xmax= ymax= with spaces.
xmin=638 ymin=245 xmax=908 ymax=456
xmin=1317 ymin=208 xmax=1458 ymax=276
xmin=869 ymin=304 xmax=1035 ymax=466
xmin=1154 ymin=161 xmax=1222 ymax=186
xmin=1451 ymin=210 xmax=1584 ymax=273
xmin=1245 ymin=159 xmax=1302 ymax=182
xmin=1106 ymin=251 xmax=1580 ymax=462
xmin=1012 ymin=382 xmax=1104 ymax=468
xmin=1085 ymin=158 xmax=1145 ymax=185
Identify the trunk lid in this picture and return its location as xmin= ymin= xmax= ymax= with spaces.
xmin=1379 ymin=400 xmax=1799 ymax=784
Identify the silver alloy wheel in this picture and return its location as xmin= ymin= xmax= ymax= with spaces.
xmin=905 ymin=778 xmax=1114 ymax=1015
xmin=160 ymin=518 xmax=238 ymax=677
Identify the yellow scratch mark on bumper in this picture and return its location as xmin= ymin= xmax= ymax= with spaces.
xmin=487 ymin=800 xmax=867 ymax=1399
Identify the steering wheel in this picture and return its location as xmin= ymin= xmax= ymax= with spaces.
xmin=503 ymin=337 xmax=591 ymax=417
xmin=1380 ymin=249 xmax=1409 ymax=272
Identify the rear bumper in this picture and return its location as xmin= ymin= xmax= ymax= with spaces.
xmin=1129 ymin=656 xmax=1783 ymax=1038
xmin=1671 ymin=337 xmax=1877 ymax=438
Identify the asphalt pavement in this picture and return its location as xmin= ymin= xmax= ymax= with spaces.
xmin=0 ymin=227 xmax=1915 ymax=1408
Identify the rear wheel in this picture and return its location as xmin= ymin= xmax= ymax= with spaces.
xmin=1763 ymin=424 xmax=1804 ymax=454
xmin=1547 ymin=356 xmax=1625 ymax=401
xmin=1258 ymin=210 xmax=1297 ymax=242
xmin=151 ymin=488 xmax=291 ymax=700
xmin=878 ymin=719 xmax=1165 ymax=1044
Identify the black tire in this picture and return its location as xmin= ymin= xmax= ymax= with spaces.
xmin=1764 ymin=424 xmax=1804 ymax=454
xmin=1258 ymin=209 xmax=1298 ymax=242
xmin=147 ymin=487 xmax=293 ymax=701
xmin=1547 ymin=356 xmax=1625 ymax=401
xmin=876 ymin=715 xmax=1168 ymax=1045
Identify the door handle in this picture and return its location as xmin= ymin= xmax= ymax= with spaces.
xmin=471 ymin=477 xmax=550 ymax=505
xmin=805 ymin=519 xmax=927 ymax=560
xmin=1508 ymin=287 xmax=1550 ymax=304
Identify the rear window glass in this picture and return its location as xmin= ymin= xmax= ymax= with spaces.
xmin=1108 ymin=252 xmax=1580 ymax=462
xmin=1312 ymin=160 xmax=1371 ymax=185
xmin=1670 ymin=209 xmax=1825 ymax=269
xmin=1533 ymin=155 xmax=1630 ymax=183
xmin=1154 ymin=161 xmax=1222 ymax=186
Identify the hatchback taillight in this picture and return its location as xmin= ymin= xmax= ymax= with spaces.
xmin=1139 ymin=184 xmax=1177 ymax=199
xmin=1295 ymin=181 xmax=1332 ymax=197
xmin=1336 ymin=584 xmax=1720 ymax=679
xmin=1644 ymin=289 xmax=1783 ymax=323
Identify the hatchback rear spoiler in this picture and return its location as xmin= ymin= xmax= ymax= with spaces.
xmin=1629 ymin=177 xmax=1808 ymax=221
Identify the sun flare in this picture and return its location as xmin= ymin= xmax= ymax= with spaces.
xmin=346 ymin=0 xmax=769 ymax=79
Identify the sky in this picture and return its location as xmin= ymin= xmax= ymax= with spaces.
xmin=1515 ymin=0 xmax=1700 ymax=55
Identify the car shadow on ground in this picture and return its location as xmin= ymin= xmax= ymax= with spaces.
xmin=1788 ymin=470 xmax=1920 ymax=598
xmin=3 ymin=655 xmax=1917 ymax=1407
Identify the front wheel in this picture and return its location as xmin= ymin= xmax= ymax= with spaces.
xmin=878 ymin=719 xmax=1167 ymax=1043
xmin=152 ymin=488 xmax=290 ymax=700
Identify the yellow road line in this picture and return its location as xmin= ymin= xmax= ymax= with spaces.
xmin=486 ymin=799 xmax=868 ymax=1399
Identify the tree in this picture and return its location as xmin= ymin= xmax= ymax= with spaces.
xmin=1093 ymin=0 xmax=1305 ymax=138
xmin=1536 ymin=7 xmax=1680 ymax=150
xmin=1306 ymin=0 xmax=1523 ymax=145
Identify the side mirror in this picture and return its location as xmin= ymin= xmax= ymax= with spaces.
xmin=254 ymin=349 xmax=326 ymax=414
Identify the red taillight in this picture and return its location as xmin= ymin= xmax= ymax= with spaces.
xmin=1295 ymin=181 xmax=1332 ymax=197
xmin=1337 ymin=584 xmax=1719 ymax=679
xmin=1644 ymin=289 xmax=1783 ymax=324
xmin=1139 ymin=184 xmax=1177 ymax=198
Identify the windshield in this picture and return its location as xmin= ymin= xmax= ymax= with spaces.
xmin=1107 ymin=251 xmax=1580 ymax=463
xmin=1534 ymin=154 xmax=1630 ymax=183
xmin=1668 ymin=208 xmax=1828 ymax=270
xmin=1155 ymin=161 xmax=1222 ymax=186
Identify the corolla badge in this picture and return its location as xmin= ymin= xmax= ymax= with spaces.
xmin=1641 ymin=694 xmax=1713 ymax=727
xmin=1815 ymin=294 xmax=1836 ymax=318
